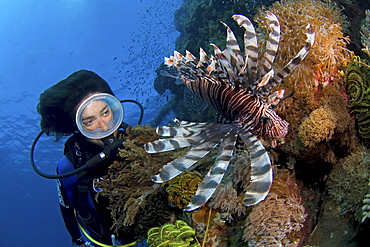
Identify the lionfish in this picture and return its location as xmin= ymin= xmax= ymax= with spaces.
xmin=145 ymin=12 xmax=315 ymax=211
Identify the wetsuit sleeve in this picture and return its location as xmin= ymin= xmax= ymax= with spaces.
xmin=57 ymin=156 xmax=84 ymax=245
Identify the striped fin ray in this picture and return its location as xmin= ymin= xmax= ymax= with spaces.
xmin=185 ymin=125 xmax=238 ymax=211
xmin=232 ymin=14 xmax=258 ymax=86
xmin=156 ymin=121 xmax=212 ymax=137
xmin=168 ymin=48 xmax=232 ymax=86
xmin=151 ymin=138 xmax=220 ymax=182
xmin=145 ymin=122 xmax=228 ymax=153
xmin=220 ymin=21 xmax=245 ymax=80
xmin=145 ymin=136 xmax=204 ymax=153
xmin=210 ymin=43 xmax=239 ymax=84
xmin=237 ymin=127 xmax=273 ymax=206
xmin=259 ymin=11 xmax=280 ymax=78
xmin=149 ymin=123 xmax=232 ymax=182
xmin=259 ymin=23 xmax=315 ymax=95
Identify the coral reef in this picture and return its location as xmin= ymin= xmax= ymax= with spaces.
xmin=102 ymin=1 xmax=370 ymax=245
xmin=361 ymin=9 xmax=370 ymax=56
xmin=254 ymin=0 xmax=356 ymax=167
xmin=94 ymin=125 xmax=178 ymax=237
xmin=255 ymin=0 xmax=353 ymax=88
xmin=298 ymin=106 xmax=337 ymax=147
xmin=362 ymin=180 xmax=370 ymax=222
xmin=243 ymin=170 xmax=307 ymax=247
xmin=327 ymin=145 xmax=370 ymax=222
xmin=190 ymin=206 xmax=237 ymax=247
xmin=147 ymin=220 xmax=200 ymax=247
xmin=345 ymin=57 xmax=370 ymax=140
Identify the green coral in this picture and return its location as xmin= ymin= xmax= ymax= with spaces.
xmin=345 ymin=56 xmax=370 ymax=140
xmin=147 ymin=220 xmax=200 ymax=247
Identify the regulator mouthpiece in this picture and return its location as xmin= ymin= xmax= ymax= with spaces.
xmin=76 ymin=93 xmax=124 ymax=139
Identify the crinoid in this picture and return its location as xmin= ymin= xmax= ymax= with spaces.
xmin=145 ymin=12 xmax=314 ymax=211
xmin=147 ymin=220 xmax=200 ymax=247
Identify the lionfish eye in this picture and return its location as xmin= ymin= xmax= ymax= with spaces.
xmin=260 ymin=117 xmax=271 ymax=125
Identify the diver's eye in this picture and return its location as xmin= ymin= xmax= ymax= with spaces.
xmin=102 ymin=109 xmax=110 ymax=117
xmin=260 ymin=117 xmax=271 ymax=125
xmin=83 ymin=119 xmax=94 ymax=127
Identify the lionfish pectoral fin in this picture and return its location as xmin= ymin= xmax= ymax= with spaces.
xmin=238 ymin=128 xmax=273 ymax=206
xmin=144 ymin=136 xmax=204 ymax=153
xmin=184 ymin=127 xmax=238 ymax=211
xmin=151 ymin=143 xmax=215 ymax=183
xmin=155 ymin=122 xmax=210 ymax=137
xmin=151 ymin=122 xmax=232 ymax=183
xmin=145 ymin=122 xmax=215 ymax=153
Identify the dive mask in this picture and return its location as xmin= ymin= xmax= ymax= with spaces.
xmin=76 ymin=93 xmax=124 ymax=139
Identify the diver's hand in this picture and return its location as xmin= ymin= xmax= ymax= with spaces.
xmin=102 ymin=138 xmax=125 ymax=161
xmin=85 ymin=138 xmax=125 ymax=168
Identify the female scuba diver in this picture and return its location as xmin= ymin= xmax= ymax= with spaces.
xmin=36 ymin=70 xmax=148 ymax=247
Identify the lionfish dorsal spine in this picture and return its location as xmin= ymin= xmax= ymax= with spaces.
xmin=260 ymin=23 xmax=315 ymax=95
xmin=211 ymin=43 xmax=239 ymax=86
xmin=232 ymin=14 xmax=258 ymax=86
xmin=259 ymin=11 xmax=280 ymax=78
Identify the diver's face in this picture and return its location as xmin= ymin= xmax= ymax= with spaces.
xmin=81 ymin=100 xmax=113 ymax=132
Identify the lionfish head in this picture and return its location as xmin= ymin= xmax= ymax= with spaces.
xmin=249 ymin=107 xmax=289 ymax=140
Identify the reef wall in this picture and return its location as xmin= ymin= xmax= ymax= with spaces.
xmin=97 ymin=0 xmax=370 ymax=246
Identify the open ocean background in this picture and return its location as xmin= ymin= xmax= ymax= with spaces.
xmin=0 ymin=0 xmax=181 ymax=246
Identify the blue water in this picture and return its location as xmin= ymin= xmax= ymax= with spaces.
xmin=0 ymin=0 xmax=181 ymax=246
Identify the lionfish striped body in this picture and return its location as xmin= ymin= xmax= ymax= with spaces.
xmin=145 ymin=12 xmax=315 ymax=211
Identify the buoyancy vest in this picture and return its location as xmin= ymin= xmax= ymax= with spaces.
xmin=64 ymin=132 xmax=115 ymax=244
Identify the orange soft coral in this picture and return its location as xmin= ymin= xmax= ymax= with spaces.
xmin=298 ymin=105 xmax=337 ymax=147
xmin=255 ymin=0 xmax=353 ymax=88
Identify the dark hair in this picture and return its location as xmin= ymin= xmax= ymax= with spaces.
xmin=37 ymin=70 xmax=114 ymax=139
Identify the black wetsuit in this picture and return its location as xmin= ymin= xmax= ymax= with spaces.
xmin=56 ymin=132 xmax=136 ymax=246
